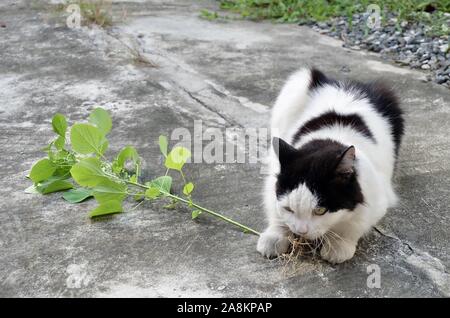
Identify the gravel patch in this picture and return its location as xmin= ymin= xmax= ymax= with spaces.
xmin=306 ymin=13 xmax=450 ymax=88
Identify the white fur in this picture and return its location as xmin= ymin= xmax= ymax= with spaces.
xmin=257 ymin=68 xmax=398 ymax=263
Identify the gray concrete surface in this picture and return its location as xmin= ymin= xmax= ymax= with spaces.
xmin=0 ymin=0 xmax=449 ymax=297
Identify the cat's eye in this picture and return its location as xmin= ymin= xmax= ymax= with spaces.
xmin=313 ymin=207 xmax=327 ymax=215
xmin=283 ymin=206 xmax=294 ymax=213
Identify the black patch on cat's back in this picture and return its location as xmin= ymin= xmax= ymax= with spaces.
xmin=292 ymin=111 xmax=376 ymax=144
xmin=276 ymin=139 xmax=364 ymax=212
xmin=355 ymin=81 xmax=404 ymax=156
xmin=309 ymin=69 xmax=404 ymax=156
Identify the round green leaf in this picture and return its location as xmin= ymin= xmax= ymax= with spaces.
xmin=89 ymin=107 xmax=112 ymax=135
xmin=70 ymin=157 xmax=109 ymax=187
xmin=148 ymin=176 xmax=172 ymax=193
xmin=191 ymin=210 xmax=202 ymax=219
xmin=92 ymin=180 xmax=127 ymax=203
xmin=89 ymin=200 xmax=123 ymax=218
xmin=165 ymin=146 xmax=191 ymax=171
xmin=70 ymin=123 xmax=108 ymax=155
xmin=159 ymin=135 xmax=168 ymax=157
xmin=116 ymin=146 xmax=140 ymax=169
xmin=145 ymin=187 xmax=160 ymax=200
xmin=36 ymin=177 xmax=73 ymax=194
xmin=183 ymin=182 xmax=194 ymax=196
xmin=62 ymin=188 xmax=93 ymax=203
xmin=52 ymin=113 xmax=67 ymax=137
xmin=30 ymin=158 xmax=56 ymax=183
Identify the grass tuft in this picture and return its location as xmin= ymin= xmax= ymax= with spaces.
xmin=76 ymin=0 xmax=113 ymax=27
xmin=200 ymin=9 xmax=220 ymax=20
xmin=219 ymin=0 xmax=450 ymax=36
xmin=52 ymin=0 xmax=113 ymax=27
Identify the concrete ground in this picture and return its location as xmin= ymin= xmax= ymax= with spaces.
xmin=0 ymin=0 xmax=449 ymax=297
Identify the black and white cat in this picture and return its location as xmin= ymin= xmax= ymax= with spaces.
xmin=257 ymin=67 xmax=404 ymax=263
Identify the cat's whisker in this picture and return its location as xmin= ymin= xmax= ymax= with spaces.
xmin=327 ymin=230 xmax=349 ymax=245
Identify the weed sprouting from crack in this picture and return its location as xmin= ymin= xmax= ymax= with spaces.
xmin=113 ymin=36 xmax=157 ymax=68
xmin=128 ymin=46 xmax=157 ymax=68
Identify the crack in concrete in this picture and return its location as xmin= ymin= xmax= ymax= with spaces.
xmin=103 ymin=29 xmax=250 ymax=129
xmin=374 ymin=226 xmax=449 ymax=296
xmin=183 ymin=88 xmax=242 ymax=128
xmin=373 ymin=226 xmax=414 ymax=253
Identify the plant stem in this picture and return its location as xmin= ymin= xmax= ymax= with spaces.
xmin=126 ymin=180 xmax=260 ymax=236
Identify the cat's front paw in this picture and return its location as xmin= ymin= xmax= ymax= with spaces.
xmin=320 ymin=239 xmax=356 ymax=264
xmin=257 ymin=230 xmax=290 ymax=258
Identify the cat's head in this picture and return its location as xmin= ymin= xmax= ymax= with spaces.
xmin=273 ymin=137 xmax=364 ymax=239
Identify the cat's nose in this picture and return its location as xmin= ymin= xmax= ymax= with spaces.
xmin=295 ymin=224 xmax=309 ymax=235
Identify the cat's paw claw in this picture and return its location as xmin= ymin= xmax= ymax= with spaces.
xmin=320 ymin=241 xmax=356 ymax=264
xmin=257 ymin=231 xmax=290 ymax=258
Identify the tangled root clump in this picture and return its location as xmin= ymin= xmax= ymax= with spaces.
xmin=279 ymin=235 xmax=325 ymax=276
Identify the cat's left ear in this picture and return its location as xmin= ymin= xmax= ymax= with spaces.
xmin=272 ymin=137 xmax=298 ymax=165
xmin=336 ymin=146 xmax=355 ymax=175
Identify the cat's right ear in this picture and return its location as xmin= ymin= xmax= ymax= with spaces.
xmin=272 ymin=137 xmax=298 ymax=165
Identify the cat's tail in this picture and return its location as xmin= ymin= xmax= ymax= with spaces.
xmin=270 ymin=67 xmax=324 ymax=139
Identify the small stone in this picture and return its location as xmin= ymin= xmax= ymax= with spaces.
xmin=340 ymin=65 xmax=351 ymax=73
xmin=404 ymin=36 xmax=413 ymax=44
xmin=217 ymin=285 xmax=226 ymax=291
xmin=397 ymin=58 xmax=411 ymax=66
xmin=416 ymin=47 xmax=425 ymax=55
xmin=387 ymin=35 xmax=397 ymax=42
xmin=419 ymin=54 xmax=430 ymax=62
xmin=439 ymin=44 xmax=449 ymax=53
xmin=436 ymin=76 xmax=448 ymax=84
xmin=421 ymin=64 xmax=431 ymax=70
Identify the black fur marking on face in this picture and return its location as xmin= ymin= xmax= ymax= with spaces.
xmin=292 ymin=111 xmax=376 ymax=144
xmin=274 ymin=138 xmax=364 ymax=213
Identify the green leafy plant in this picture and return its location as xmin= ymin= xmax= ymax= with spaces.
xmin=218 ymin=0 xmax=450 ymax=36
xmin=200 ymin=9 xmax=220 ymax=21
xmin=74 ymin=0 xmax=113 ymax=27
xmin=26 ymin=107 xmax=260 ymax=235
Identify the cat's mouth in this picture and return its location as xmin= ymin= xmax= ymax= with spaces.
xmin=285 ymin=234 xmax=324 ymax=256
xmin=289 ymin=230 xmax=322 ymax=241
